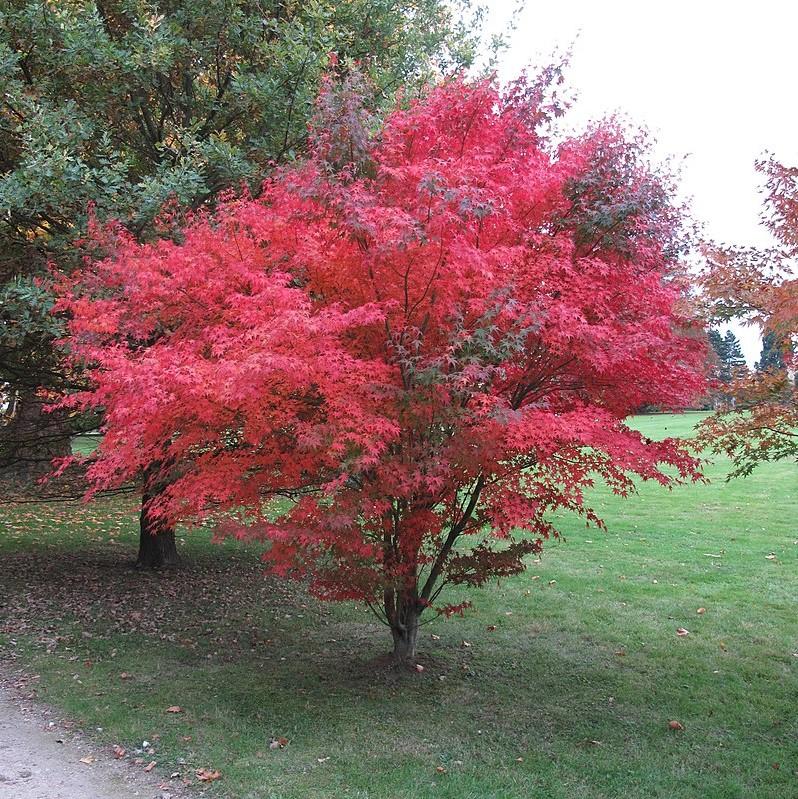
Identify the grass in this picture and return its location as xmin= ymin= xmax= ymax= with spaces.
xmin=1 ymin=412 xmax=796 ymax=798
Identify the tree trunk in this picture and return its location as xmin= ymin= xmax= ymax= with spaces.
xmin=388 ymin=597 xmax=422 ymax=664
xmin=136 ymin=465 xmax=179 ymax=569
xmin=0 ymin=387 xmax=72 ymax=479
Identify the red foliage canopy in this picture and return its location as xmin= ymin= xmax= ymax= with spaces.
xmin=58 ymin=76 xmax=706 ymax=659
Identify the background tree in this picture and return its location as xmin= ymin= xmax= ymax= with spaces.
xmin=707 ymin=328 xmax=747 ymax=385
xmin=58 ymin=76 xmax=707 ymax=662
xmin=0 ymin=0 xmax=485 ymax=565
xmin=756 ymin=330 xmax=786 ymax=372
xmin=700 ymin=156 xmax=798 ymax=477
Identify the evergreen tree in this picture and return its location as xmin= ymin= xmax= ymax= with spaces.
xmin=708 ymin=328 xmax=747 ymax=384
xmin=756 ymin=331 xmax=786 ymax=372
xmin=723 ymin=330 xmax=748 ymax=381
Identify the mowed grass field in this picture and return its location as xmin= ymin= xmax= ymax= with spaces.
xmin=1 ymin=413 xmax=796 ymax=798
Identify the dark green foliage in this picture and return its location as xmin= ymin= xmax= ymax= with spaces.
xmin=756 ymin=331 xmax=786 ymax=372
xmin=708 ymin=328 xmax=747 ymax=384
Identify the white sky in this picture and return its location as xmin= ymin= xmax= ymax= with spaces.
xmin=491 ymin=0 xmax=798 ymax=365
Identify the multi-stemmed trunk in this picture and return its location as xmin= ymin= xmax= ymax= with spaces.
xmin=136 ymin=462 xmax=178 ymax=569
xmin=385 ymin=588 xmax=423 ymax=664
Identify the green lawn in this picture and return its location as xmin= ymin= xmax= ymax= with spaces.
xmin=1 ymin=412 xmax=796 ymax=798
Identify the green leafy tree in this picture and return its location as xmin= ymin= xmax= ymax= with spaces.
xmin=0 ymin=0 xmax=487 ymax=563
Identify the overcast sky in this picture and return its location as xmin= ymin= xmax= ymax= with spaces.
xmin=491 ymin=0 xmax=798 ymax=364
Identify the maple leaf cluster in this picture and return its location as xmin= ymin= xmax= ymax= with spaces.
xmin=699 ymin=157 xmax=798 ymax=477
xmin=57 ymin=75 xmax=706 ymax=657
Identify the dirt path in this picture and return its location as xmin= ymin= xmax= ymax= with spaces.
xmin=0 ymin=687 xmax=181 ymax=799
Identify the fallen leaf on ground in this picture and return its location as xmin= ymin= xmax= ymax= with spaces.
xmin=436 ymin=765 xmax=447 ymax=773
xmin=112 ymin=745 xmax=126 ymax=759
xmin=196 ymin=768 xmax=222 ymax=782
xmin=614 ymin=650 xmax=626 ymax=656
xmin=144 ymin=760 xmax=156 ymax=772
xmin=79 ymin=755 xmax=95 ymax=765
xmin=676 ymin=628 xmax=690 ymax=637
xmin=486 ymin=625 xmax=497 ymax=631
xmin=668 ymin=720 xmax=684 ymax=730
xmin=415 ymin=663 xmax=424 ymax=672
xmin=269 ymin=737 xmax=289 ymax=749
xmin=165 ymin=706 xmax=182 ymax=713
xmin=317 ymin=756 xmax=330 ymax=764
xmin=766 ymin=553 xmax=777 ymax=561
xmin=697 ymin=607 xmax=706 ymax=614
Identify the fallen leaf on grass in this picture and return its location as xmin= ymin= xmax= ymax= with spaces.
xmin=144 ymin=761 xmax=156 ymax=772
xmin=165 ymin=706 xmax=182 ymax=713
xmin=196 ymin=768 xmax=221 ymax=782
xmin=765 ymin=553 xmax=778 ymax=561
xmin=79 ymin=755 xmax=95 ymax=765
xmin=614 ymin=650 xmax=626 ymax=656
xmin=696 ymin=608 xmax=706 ymax=615
xmin=112 ymin=745 xmax=126 ymax=759
xmin=486 ymin=625 xmax=497 ymax=632
xmin=269 ymin=737 xmax=289 ymax=750
xmin=436 ymin=765 xmax=447 ymax=774
xmin=668 ymin=720 xmax=684 ymax=730
xmin=676 ymin=628 xmax=690 ymax=637
xmin=119 ymin=672 xmax=132 ymax=680
xmin=415 ymin=663 xmax=424 ymax=673
xmin=317 ymin=757 xmax=330 ymax=764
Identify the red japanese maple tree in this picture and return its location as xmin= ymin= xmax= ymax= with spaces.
xmin=59 ymin=76 xmax=706 ymax=662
